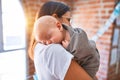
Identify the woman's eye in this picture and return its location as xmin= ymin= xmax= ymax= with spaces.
xmin=66 ymin=18 xmax=71 ymax=22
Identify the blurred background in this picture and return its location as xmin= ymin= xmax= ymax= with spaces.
xmin=0 ymin=0 xmax=120 ymax=80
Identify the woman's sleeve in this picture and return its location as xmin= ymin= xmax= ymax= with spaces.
xmin=45 ymin=44 xmax=73 ymax=80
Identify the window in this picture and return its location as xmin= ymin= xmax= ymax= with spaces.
xmin=0 ymin=0 xmax=26 ymax=52
xmin=110 ymin=25 xmax=120 ymax=65
xmin=110 ymin=1 xmax=120 ymax=64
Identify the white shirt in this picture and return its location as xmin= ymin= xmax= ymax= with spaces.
xmin=34 ymin=43 xmax=73 ymax=80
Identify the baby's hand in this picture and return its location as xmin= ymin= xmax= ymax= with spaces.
xmin=62 ymin=40 xmax=69 ymax=49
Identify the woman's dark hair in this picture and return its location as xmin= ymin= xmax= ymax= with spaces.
xmin=28 ymin=1 xmax=70 ymax=60
xmin=37 ymin=1 xmax=70 ymax=19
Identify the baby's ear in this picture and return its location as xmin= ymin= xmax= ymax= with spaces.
xmin=56 ymin=22 xmax=63 ymax=31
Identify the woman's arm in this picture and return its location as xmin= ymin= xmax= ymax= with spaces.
xmin=64 ymin=59 xmax=93 ymax=80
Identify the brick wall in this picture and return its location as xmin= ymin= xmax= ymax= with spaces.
xmin=21 ymin=0 xmax=119 ymax=80
xmin=72 ymin=0 xmax=115 ymax=80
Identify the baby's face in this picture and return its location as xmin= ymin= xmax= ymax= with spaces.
xmin=34 ymin=16 xmax=66 ymax=45
xmin=38 ymin=27 xmax=64 ymax=45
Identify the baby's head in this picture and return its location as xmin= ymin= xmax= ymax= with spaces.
xmin=33 ymin=16 xmax=66 ymax=45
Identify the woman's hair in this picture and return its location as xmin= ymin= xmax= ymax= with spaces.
xmin=37 ymin=1 xmax=70 ymax=19
xmin=28 ymin=1 xmax=70 ymax=60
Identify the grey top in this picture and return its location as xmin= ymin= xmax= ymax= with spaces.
xmin=63 ymin=24 xmax=100 ymax=78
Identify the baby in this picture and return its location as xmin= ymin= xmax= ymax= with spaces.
xmin=33 ymin=16 xmax=100 ymax=78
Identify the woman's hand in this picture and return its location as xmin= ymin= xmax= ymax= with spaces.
xmin=62 ymin=40 xmax=69 ymax=49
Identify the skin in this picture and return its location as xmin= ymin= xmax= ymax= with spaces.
xmin=57 ymin=11 xmax=71 ymax=26
xmin=64 ymin=60 xmax=93 ymax=80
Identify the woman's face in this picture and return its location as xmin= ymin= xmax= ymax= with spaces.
xmin=60 ymin=11 xmax=71 ymax=26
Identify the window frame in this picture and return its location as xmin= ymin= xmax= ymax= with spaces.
xmin=0 ymin=0 xmax=4 ymax=52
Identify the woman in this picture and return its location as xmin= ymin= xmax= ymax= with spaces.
xmin=28 ymin=1 xmax=93 ymax=80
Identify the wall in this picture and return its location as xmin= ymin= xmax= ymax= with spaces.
xmin=21 ymin=0 xmax=119 ymax=80
xmin=72 ymin=0 xmax=115 ymax=80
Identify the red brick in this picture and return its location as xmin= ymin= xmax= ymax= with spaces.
xmin=103 ymin=0 xmax=115 ymax=3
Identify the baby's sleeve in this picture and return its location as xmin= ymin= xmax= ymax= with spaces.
xmin=45 ymin=44 xmax=73 ymax=80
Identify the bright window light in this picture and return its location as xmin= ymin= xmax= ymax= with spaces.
xmin=2 ymin=0 xmax=26 ymax=50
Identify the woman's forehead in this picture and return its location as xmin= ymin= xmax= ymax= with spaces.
xmin=62 ymin=11 xmax=71 ymax=17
